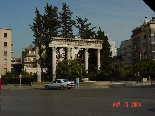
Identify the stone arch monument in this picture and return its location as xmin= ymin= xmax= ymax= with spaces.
xmin=49 ymin=37 xmax=103 ymax=81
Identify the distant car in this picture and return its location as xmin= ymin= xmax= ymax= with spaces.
xmin=45 ymin=79 xmax=72 ymax=90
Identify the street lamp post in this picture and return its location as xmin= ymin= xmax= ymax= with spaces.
xmin=68 ymin=62 xmax=71 ymax=79
xmin=19 ymin=74 xmax=22 ymax=89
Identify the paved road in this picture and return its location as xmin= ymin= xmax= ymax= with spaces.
xmin=0 ymin=87 xmax=155 ymax=116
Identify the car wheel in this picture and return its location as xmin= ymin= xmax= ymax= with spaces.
xmin=45 ymin=85 xmax=49 ymax=90
xmin=60 ymin=85 xmax=64 ymax=90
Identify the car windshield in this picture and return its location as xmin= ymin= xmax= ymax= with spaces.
xmin=63 ymin=79 xmax=68 ymax=82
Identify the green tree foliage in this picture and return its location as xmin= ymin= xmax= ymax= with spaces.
xmin=141 ymin=59 xmax=155 ymax=75
xmin=30 ymin=4 xmax=60 ymax=80
xmin=95 ymin=28 xmax=112 ymax=72
xmin=43 ymin=4 xmax=60 ymax=79
xmin=124 ymin=65 xmax=136 ymax=81
xmin=59 ymin=3 xmax=75 ymax=38
xmin=75 ymin=17 xmax=96 ymax=39
xmin=30 ymin=7 xmax=45 ymax=74
xmin=43 ymin=3 xmax=59 ymax=38
xmin=56 ymin=59 xmax=85 ymax=81
xmin=75 ymin=17 xmax=96 ymax=68
xmin=30 ymin=3 xmax=113 ymax=81
xmin=20 ymin=70 xmax=30 ymax=77
xmin=108 ymin=61 xmax=125 ymax=81
xmin=2 ymin=71 xmax=16 ymax=78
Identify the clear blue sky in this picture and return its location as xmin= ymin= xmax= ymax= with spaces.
xmin=0 ymin=0 xmax=154 ymax=57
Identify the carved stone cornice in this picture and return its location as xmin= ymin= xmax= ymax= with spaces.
xmin=49 ymin=37 xmax=103 ymax=49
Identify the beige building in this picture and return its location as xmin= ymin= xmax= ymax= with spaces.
xmin=22 ymin=45 xmax=37 ymax=69
xmin=131 ymin=17 xmax=155 ymax=64
xmin=0 ymin=28 xmax=13 ymax=75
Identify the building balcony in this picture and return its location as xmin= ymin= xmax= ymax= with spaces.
xmin=124 ymin=54 xmax=132 ymax=58
xmin=11 ymin=49 xmax=13 ymax=53
xmin=24 ymin=60 xmax=36 ymax=63
xmin=132 ymin=56 xmax=140 ymax=59
xmin=132 ymin=41 xmax=140 ymax=44
xmin=124 ymin=49 xmax=131 ymax=53
xmin=26 ymin=54 xmax=36 ymax=57
xmin=11 ymin=42 xmax=13 ymax=46
xmin=132 ymin=47 xmax=140 ymax=51
xmin=11 ymin=62 xmax=22 ymax=64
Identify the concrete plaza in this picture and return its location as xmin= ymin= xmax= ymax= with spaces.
xmin=0 ymin=86 xmax=155 ymax=116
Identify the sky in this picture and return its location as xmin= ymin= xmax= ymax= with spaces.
xmin=0 ymin=0 xmax=155 ymax=57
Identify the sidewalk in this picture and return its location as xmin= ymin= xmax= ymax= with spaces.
xmin=1 ymin=80 xmax=154 ymax=90
xmin=109 ymin=80 xmax=154 ymax=88
xmin=110 ymin=80 xmax=153 ymax=85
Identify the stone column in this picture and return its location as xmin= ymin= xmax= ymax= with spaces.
xmin=97 ymin=49 xmax=101 ymax=71
xmin=52 ymin=47 xmax=56 ymax=81
xmin=72 ymin=48 xmax=75 ymax=59
xmin=67 ymin=47 xmax=70 ymax=60
xmin=84 ymin=48 xmax=88 ymax=73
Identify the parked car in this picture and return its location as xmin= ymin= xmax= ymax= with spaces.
xmin=45 ymin=79 xmax=72 ymax=90
xmin=69 ymin=80 xmax=75 ymax=86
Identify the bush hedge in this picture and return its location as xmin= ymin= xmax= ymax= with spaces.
xmin=2 ymin=77 xmax=35 ymax=85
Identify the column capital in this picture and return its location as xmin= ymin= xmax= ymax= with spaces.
xmin=97 ymin=49 xmax=100 ymax=52
xmin=85 ymin=48 xmax=89 ymax=51
xmin=67 ymin=47 xmax=70 ymax=52
xmin=52 ymin=47 xmax=57 ymax=51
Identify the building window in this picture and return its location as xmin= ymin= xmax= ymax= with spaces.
xmin=4 ymin=59 xmax=7 ymax=64
xmin=143 ymin=35 xmax=146 ymax=38
xmin=4 ymin=51 xmax=7 ymax=56
xmin=24 ymin=58 xmax=27 ymax=61
xmin=4 ymin=33 xmax=7 ymax=37
xmin=4 ymin=42 xmax=7 ymax=46
xmin=143 ymin=43 xmax=146 ymax=47
xmin=33 ymin=58 xmax=36 ymax=61
xmin=4 ymin=68 xmax=7 ymax=74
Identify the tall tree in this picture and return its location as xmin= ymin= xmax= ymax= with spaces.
xmin=75 ymin=17 xmax=96 ymax=39
xmin=95 ymin=28 xmax=112 ymax=72
xmin=59 ymin=3 xmax=75 ymax=38
xmin=43 ymin=3 xmax=59 ymax=39
xmin=30 ymin=7 xmax=44 ymax=76
xmin=43 ymin=4 xmax=60 ymax=80
xmin=30 ymin=4 xmax=60 ymax=81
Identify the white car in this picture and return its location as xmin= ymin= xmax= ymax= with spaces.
xmin=68 ymin=80 xmax=75 ymax=86
xmin=45 ymin=79 xmax=72 ymax=90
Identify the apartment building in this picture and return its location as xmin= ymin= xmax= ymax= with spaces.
xmin=0 ymin=28 xmax=13 ymax=75
xmin=22 ymin=45 xmax=37 ymax=69
xmin=131 ymin=17 xmax=155 ymax=64
xmin=120 ymin=39 xmax=132 ymax=65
